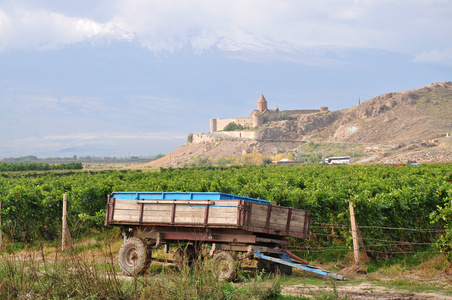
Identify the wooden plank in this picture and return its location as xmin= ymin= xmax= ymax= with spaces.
xmin=207 ymin=218 xmax=239 ymax=225
xmin=174 ymin=211 xmax=207 ymax=218
xmin=250 ymin=203 xmax=268 ymax=229
xmin=208 ymin=214 xmax=237 ymax=222
xmin=211 ymin=200 xmax=239 ymax=207
xmin=290 ymin=215 xmax=306 ymax=227
xmin=142 ymin=205 xmax=173 ymax=211
xmin=115 ymin=199 xmax=140 ymax=210
xmin=270 ymin=206 xmax=287 ymax=214
xmin=268 ymin=211 xmax=289 ymax=225
xmin=172 ymin=206 xmax=206 ymax=212
xmin=142 ymin=215 xmax=172 ymax=223
xmin=250 ymin=203 xmax=268 ymax=213
xmin=113 ymin=209 xmax=140 ymax=216
xmin=113 ymin=211 xmax=141 ymax=222
xmin=209 ymin=207 xmax=237 ymax=216
xmin=173 ymin=216 xmax=204 ymax=224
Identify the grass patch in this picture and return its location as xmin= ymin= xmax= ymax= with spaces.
xmin=0 ymin=236 xmax=292 ymax=299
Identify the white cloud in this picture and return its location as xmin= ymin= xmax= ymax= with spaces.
xmin=0 ymin=9 xmax=13 ymax=50
xmin=1 ymin=1 xmax=451 ymax=59
xmin=413 ymin=48 xmax=452 ymax=67
xmin=0 ymin=5 xmax=133 ymax=51
xmin=99 ymin=0 xmax=452 ymax=57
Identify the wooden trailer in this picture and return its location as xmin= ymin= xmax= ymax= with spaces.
xmin=105 ymin=192 xmax=343 ymax=280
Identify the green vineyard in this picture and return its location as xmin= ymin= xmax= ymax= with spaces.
xmin=0 ymin=164 xmax=451 ymax=255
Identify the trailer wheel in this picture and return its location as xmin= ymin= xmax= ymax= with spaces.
xmin=212 ymin=251 xmax=236 ymax=281
xmin=118 ymin=237 xmax=149 ymax=276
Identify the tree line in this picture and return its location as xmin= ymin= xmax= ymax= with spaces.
xmin=0 ymin=162 xmax=83 ymax=172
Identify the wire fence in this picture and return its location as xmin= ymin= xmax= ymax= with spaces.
xmin=290 ymin=221 xmax=448 ymax=257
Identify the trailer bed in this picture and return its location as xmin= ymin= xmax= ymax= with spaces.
xmin=105 ymin=192 xmax=310 ymax=239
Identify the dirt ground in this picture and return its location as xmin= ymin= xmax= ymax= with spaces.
xmin=282 ymin=282 xmax=452 ymax=300
xmin=279 ymin=264 xmax=452 ymax=300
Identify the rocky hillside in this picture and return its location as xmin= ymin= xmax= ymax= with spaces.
xmin=142 ymin=82 xmax=452 ymax=167
xmin=329 ymin=81 xmax=452 ymax=144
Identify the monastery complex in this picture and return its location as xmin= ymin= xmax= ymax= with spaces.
xmin=191 ymin=94 xmax=328 ymax=144
xmin=210 ymin=94 xmax=328 ymax=133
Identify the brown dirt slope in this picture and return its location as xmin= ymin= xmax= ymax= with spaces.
xmin=329 ymin=81 xmax=452 ymax=144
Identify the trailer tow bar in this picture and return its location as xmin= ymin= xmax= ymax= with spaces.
xmin=254 ymin=250 xmax=347 ymax=281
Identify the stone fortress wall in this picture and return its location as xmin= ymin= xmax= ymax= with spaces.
xmin=210 ymin=107 xmax=328 ymax=133
xmin=192 ymin=131 xmax=261 ymax=144
xmin=210 ymin=115 xmax=264 ymax=133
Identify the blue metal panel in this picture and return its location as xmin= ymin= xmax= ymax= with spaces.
xmin=111 ymin=191 xmax=271 ymax=204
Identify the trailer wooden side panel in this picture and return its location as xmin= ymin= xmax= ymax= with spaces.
xmin=106 ymin=197 xmax=310 ymax=239
xmin=241 ymin=201 xmax=310 ymax=238
xmin=110 ymin=199 xmax=240 ymax=227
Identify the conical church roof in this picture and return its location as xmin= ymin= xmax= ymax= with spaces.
xmin=258 ymin=94 xmax=267 ymax=103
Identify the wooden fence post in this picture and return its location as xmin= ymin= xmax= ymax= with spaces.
xmin=62 ymin=194 xmax=72 ymax=251
xmin=349 ymin=202 xmax=361 ymax=266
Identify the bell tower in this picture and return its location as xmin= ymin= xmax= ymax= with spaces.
xmin=257 ymin=94 xmax=267 ymax=112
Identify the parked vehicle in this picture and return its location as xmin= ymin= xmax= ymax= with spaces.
xmin=324 ymin=156 xmax=351 ymax=164
xmin=105 ymin=191 xmax=345 ymax=280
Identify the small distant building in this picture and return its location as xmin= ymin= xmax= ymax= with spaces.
xmin=272 ymin=158 xmax=305 ymax=165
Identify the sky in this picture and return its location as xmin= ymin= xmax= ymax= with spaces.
xmin=0 ymin=0 xmax=451 ymax=158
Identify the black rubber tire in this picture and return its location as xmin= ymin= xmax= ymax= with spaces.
xmin=212 ymin=251 xmax=237 ymax=281
xmin=118 ymin=237 xmax=149 ymax=276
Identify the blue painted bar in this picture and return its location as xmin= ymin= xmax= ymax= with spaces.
xmin=254 ymin=250 xmax=347 ymax=281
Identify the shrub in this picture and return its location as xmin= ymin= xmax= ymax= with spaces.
xmin=223 ymin=122 xmax=244 ymax=131
xmin=187 ymin=133 xmax=194 ymax=143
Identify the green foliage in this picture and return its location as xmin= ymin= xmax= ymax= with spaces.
xmin=429 ymin=194 xmax=452 ymax=260
xmin=223 ymin=122 xmax=244 ymax=131
xmin=0 ymin=164 xmax=451 ymax=251
xmin=263 ymin=158 xmax=273 ymax=165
